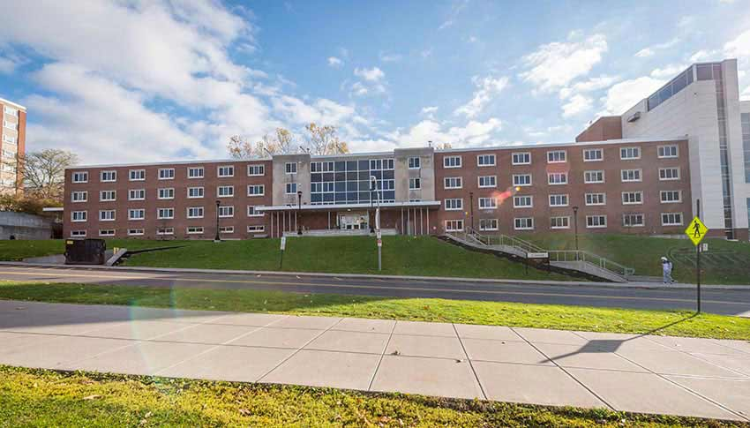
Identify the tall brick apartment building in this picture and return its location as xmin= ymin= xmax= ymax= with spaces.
xmin=0 ymin=98 xmax=26 ymax=195
xmin=63 ymin=59 xmax=750 ymax=240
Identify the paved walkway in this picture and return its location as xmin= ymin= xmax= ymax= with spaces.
xmin=1 ymin=300 xmax=749 ymax=422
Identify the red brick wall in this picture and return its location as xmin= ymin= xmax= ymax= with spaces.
xmin=575 ymin=116 xmax=623 ymax=142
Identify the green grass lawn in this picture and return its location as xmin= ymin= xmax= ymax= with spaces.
xmin=1 ymin=366 xmax=726 ymax=427
xmin=0 ymin=238 xmax=190 ymax=261
xmin=2 ymin=281 xmax=748 ymax=340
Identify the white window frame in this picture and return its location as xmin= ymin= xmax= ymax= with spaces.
xmin=248 ymin=185 xmax=265 ymax=197
xmin=70 ymin=230 xmax=87 ymax=237
xmin=247 ymin=164 xmax=265 ymax=176
xmin=157 ymin=227 xmax=175 ymax=236
xmin=478 ymin=175 xmax=497 ymax=188
xmin=513 ymin=174 xmax=532 ymax=187
xmin=99 ymin=210 xmax=116 ymax=222
xmin=584 ymin=170 xmax=605 ymax=184
xmin=622 ymin=214 xmax=645 ymax=228
xmin=128 ymin=229 xmax=145 ymax=236
xmin=444 ymin=219 xmax=464 ymax=232
xmin=187 ymin=207 xmax=204 ymax=219
xmin=285 ymin=182 xmax=298 ymax=194
xmin=408 ymin=177 xmax=421 ymax=190
xmin=218 ymin=185 xmax=234 ymax=198
xmin=550 ymin=216 xmax=570 ymax=229
xmin=585 ymin=193 xmax=606 ymax=206
xmin=100 ymin=170 xmax=117 ymax=182
xmin=661 ymin=213 xmax=684 ymax=226
xmin=284 ymin=163 xmax=297 ymax=175
xmin=188 ymin=187 xmax=204 ymax=199
xmin=443 ymin=156 xmax=462 ymax=169
xmin=444 ymin=177 xmax=463 ymax=189
xmin=158 ymin=188 xmax=175 ymax=200
xmin=71 ymin=211 xmax=87 ymax=222
xmin=188 ymin=167 xmax=204 ymax=179
xmin=218 ymin=205 xmax=234 ymax=218
xmin=129 ymin=169 xmax=145 ymax=181
xmin=622 ymin=191 xmax=643 ymax=205
xmin=586 ymin=215 xmax=607 ymax=229
xmin=247 ymin=225 xmax=265 ymax=233
xmin=513 ymin=195 xmax=533 ymax=208
xmin=583 ymin=148 xmax=603 ymax=162
xmin=71 ymin=191 xmax=88 ymax=203
xmin=620 ymin=146 xmax=641 ymax=160
xmin=128 ymin=209 xmax=145 ymax=221
xmin=218 ymin=165 xmax=235 ymax=177
xmin=247 ymin=206 xmax=265 ymax=217
xmin=99 ymin=190 xmax=116 ymax=202
xmin=158 ymin=168 xmax=175 ymax=180
xmin=547 ymin=172 xmax=568 ymax=185
xmin=659 ymin=167 xmax=680 ymax=181
xmin=512 ymin=152 xmax=531 ymax=165
xmin=128 ymin=189 xmax=145 ymax=201
xmin=408 ymin=157 xmax=421 ymax=169
xmin=658 ymin=145 xmax=679 ymax=158
xmin=514 ymin=217 xmax=534 ymax=230
xmin=548 ymin=194 xmax=569 ymax=207
xmin=547 ymin=150 xmax=567 ymax=164
xmin=477 ymin=154 xmax=496 ymax=167
xmin=187 ymin=226 xmax=204 ymax=235
xmin=72 ymin=172 xmax=89 ymax=183
xmin=478 ymin=197 xmax=498 ymax=210
xmin=660 ymin=190 xmax=682 ymax=204
xmin=99 ymin=229 xmax=116 ymax=237
xmin=444 ymin=198 xmax=463 ymax=211
xmin=621 ymin=169 xmax=642 ymax=183
xmin=157 ymin=208 xmax=175 ymax=220
xmin=220 ymin=226 xmax=235 ymax=234
xmin=479 ymin=218 xmax=499 ymax=231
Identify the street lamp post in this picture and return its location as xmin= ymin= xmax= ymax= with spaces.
xmin=469 ymin=191 xmax=474 ymax=232
xmin=572 ymin=206 xmax=579 ymax=259
xmin=214 ymin=200 xmax=221 ymax=242
xmin=297 ymin=190 xmax=302 ymax=235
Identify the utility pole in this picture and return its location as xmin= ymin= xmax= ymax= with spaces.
xmin=371 ymin=176 xmax=382 ymax=271
xmin=297 ymin=190 xmax=303 ymax=235
xmin=214 ymin=200 xmax=221 ymax=242
xmin=696 ymin=198 xmax=701 ymax=313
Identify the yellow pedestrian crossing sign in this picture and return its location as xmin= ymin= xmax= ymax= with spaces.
xmin=685 ymin=217 xmax=708 ymax=246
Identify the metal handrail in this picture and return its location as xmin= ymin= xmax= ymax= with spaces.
xmin=546 ymin=250 xmax=635 ymax=278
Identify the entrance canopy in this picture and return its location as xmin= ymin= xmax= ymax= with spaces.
xmin=256 ymin=200 xmax=441 ymax=213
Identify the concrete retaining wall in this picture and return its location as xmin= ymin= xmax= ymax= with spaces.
xmin=0 ymin=211 xmax=55 ymax=240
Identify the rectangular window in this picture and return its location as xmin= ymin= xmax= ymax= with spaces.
xmin=477 ymin=154 xmax=496 ymax=167
xmin=583 ymin=148 xmax=603 ymax=162
xmin=444 ymin=198 xmax=463 ymax=211
xmin=71 ymin=211 xmax=87 ymax=222
xmin=479 ymin=218 xmax=499 ymax=231
xmin=284 ymin=163 xmax=297 ymax=175
xmin=659 ymin=167 xmax=680 ymax=181
xmin=99 ymin=210 xmax=115 ymax=221
xmin=218 ymin=165 xmax=235 ymax=177
xmin=187 ymin=226 xmax=204 ymax=235
xmin=512 ymin=152 xmax=531 ymax=165
xmin=445 ymin=219 xmax=464 ymax=232
xmin=188 ymin=167 xmax=204 ymax=179
xmin=128 ymin=209 xmax=145 ymax=220
xmin=478 ymin=175 xmax=497 ymax=188
xmin=547 ymin=150 xmax=567 ymax=163
xmin=157 ymin=227 xmax=174 ymax=236
xmin=585 ymin=193 xmax=606 ymax=206
xmin=513 ymin=195 xmax=533 ymax=208
xmin=72 ymin=171 xmax=88 ymax=183
xmin=408 ymin=178 xmax=421 ymax=190
xmin=408 ymin=157 xmax=421 ymax=169
xmin=479 ymin=197 xmax=497 ymax=209
xmin=658 ymin=145 xmax=679 ymax=158
xmin=99 ymin=229 xmax=116 ymax=237
xmin=220 ymin=226 xmax=234 ymax=234
xmin=100 ymin=190 xmax=116 ymax=202
xmin=157 ymin=208 xmax=174 ymax=219
xmin=158 ymin=188 xmax=175 ymax=199
xmin=443 ymin=156 xmax=462 ymax=168
xmin=71 ymin=191 xmax=88 ymax=203
xmin=623 ymin=214 xmax=645 ymax=227
xmin=128 ymin=189 xmax=145 ymax=201
xmin=550 ymin=216 xmax=570 ymax=229
xmin=660 ymin=190 xmax=682 ymax=203
xmin=661 ymin=213 xmax=684 ymax=226
xmin=100 ymin=170 xmax=117 ymax=182
xmin=621 ymin=169 xmax=642 ymax=182
xmin=188 ymin=187 xmax=204 ymax=198
xmin=513 ymin=174 xmax=532 ymax=186
xmin=247 ymin=225 xmax=265 ymax=232
xmin=444 ymin=177 xmax=463 ymax=189
xmin=128 ymin=229 xmax=144 ymax=236
xmin=620 ymin=146 xmax=641 ymax=160
xmin=247 ymin=206 xmax=264 ymax=217
xmin=285 ymin=183 xmax=298 ymax=194
xmin=4 ymin=106 xmax=17 ymax=116
xmin=248 ymin=164 xmax=265 ymax=176
xmin=584 ymin=170 xmax=605 ymax=184
xmin=514 ymin=217 xmax=534 ymax=230
xmin=547 ymin=172 xmax=568 ymax=185
xmin=187 ymin=207 xmax=204 ymax=219
xmin=70 ymin=230 xmax=87 ymax=237
xmin=622 ymin=191 xmax=643 ymax=205
xmin=549 ymin=194 xmax=569 ymax=207
xmin=218 ymin=185 xmax=234 ymax=197
xmin=129 ymin=169 xmax=145 ymax=181
xmin=586 ymin=215 xmax=607 ymax=228
xmin=218 ymin=205 xmax=234 ymax=218
xmin=248 ymin=185 xmax=265 ymax=196
xmin=158 ymin=168 xmax=175 ymax=180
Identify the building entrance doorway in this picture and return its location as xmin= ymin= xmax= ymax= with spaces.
xmin=338 ymin=212 xmax=369 ymax=230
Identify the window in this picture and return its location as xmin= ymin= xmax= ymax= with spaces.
xmin=129 ymin=169 xmax=145 ymax=181
xmin=220 ymin=226 xmax=235 ymax=234
xmin=247 ymin=206 xmax=264 ymax=217
xmin=71 ymin=211 xmax=87 ymax=222
xmin=218 ymin=165 xmax=235 ymax=177
xmin=100 ymin=171 xmax=117 ymax=182
xmin=218 ymin=185 xmax=234 ymax=197
xmin=444 ymin=177 xmax=463 ymax=189
xmin=409 ymin=178 xmax=421 ymax=190
xmin=157 ymin=227 xmax=174 ymax=236
xmin=584 ymin=170 xmax=604 ymax=184
xmin=547 ymin=150 xmax=566 ymax=163
xmin=512 ymin=152 xmax=531 ymax=165
xmin=100 ymin=190 xmax=116 ymax=202
xmin=72 ymin=172 xmax=88 ymax=183
xmin=158 ymin=188 xmax=175 ymax=199
xmin=550 ymin=216 xmax=570 ymax=229
xmin=583 ymin=148 xmax=603 ymax=162
xmin=478 ymin=176 xmax=497 ymax=188
xmin=479 ymin=197 xmax=497 ymax=209
xmin=445 ymin=219 xmax=464 ymax=232
xmin=443 ymin=156 xmax=462 ymax=168
xmin=128 ymin=229 xmax=144 ymax=236
xmin=620 ymin=146 xmax=641 ymax=160
xmin=188 ymin=187 xmax=204 ymax=198
xmin=129 ymin=189 xmax=145 ymax=201
xmin=157 ymin=208 xmax=174 ymax=219
xmin=158 ymin=168 xmax=175 ymax=180
xmin=248 ymin=185 xmax=265 ymax=196
xmin=548 ymin=172 xmax=568 ymax=185
xmin=218 ymin=205 xmax=234 ymax=218
xmin=479 ymin=218 xmax=499 ymax=231
xmin=621 ymin=169 xmax=642 ymax=182
xmin=477 ymin=154 xmax=496 ymax=167
xmin=549 ymin=194 xmax=568 ymax=207
xmin=622 ymin=191 xmax=643 ymax=205
xmin=3 ymin=120 xmax=17 ymax=130
xmin=586 ymin=215 xmax=607 ymax=228
xmin=623 ymin=214 xmax=645 ymax=227
xmin=71 ymin=191 xmax=87 ymax=203
xmin=187 ymin=226 xmax=204 ymax=235
xmin=4 ymin=106 xmax=17 ymax=116
xmin=3 ymin=135 xmax=16 ymax=144
xmin=99 ymin=229 xmax=116 ymax=237
xmin=285 ymin=183 xmax=298 ymax=194
xmin=444 ymin=198 xmax=463 ymax=211
xmin=188 ymin=167 xmax=204 ymax=179
xmin=285 ymin=163 xmax=297 ymax=175
xmin=659 ymin=167 xmax=680 ymax=181
xmin=513 ymin=195 xmax=533 ymax=208
xmin=408 ymin=157 xmax=421 ymax=169
xmin=513 ymin=174 xmax=532 ymax=186
xmin=585 ymin=193 xmax=606 ymax=206
xmin=660 ymin=190 xmax=682 ymax=203
xmin=514 ymin=217 xmax=534 ymax=230
xmin=70 ymin=230 xmax=86 ymax=237
xmin=187 ymin=207 xmax=204 ymax=219
xmin=247 ymin=225 xmax=265 ymax=232
xmin=661 ymin=213 xmax=683 ymax=226
xmin=128 ymin=209 xmax=145 ymax=220
xmin=248 ymin=164 xmax=265 ymax=176
xmin=99 ymin=210 xmax=115 ymax=221
xmin=658 ymin=145 xmax=679 ymax=158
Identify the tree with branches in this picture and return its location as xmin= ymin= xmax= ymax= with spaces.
xmin=228 ymin=128 xmax=298 ymax=159
xmin=304 ymin=123 xmax=349 ymax=155
xmin=17 ymin=149 xmax=77 ymax=203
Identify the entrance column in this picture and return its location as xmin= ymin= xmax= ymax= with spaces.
xmin=427 ymin=209 xmax=430 ymax=235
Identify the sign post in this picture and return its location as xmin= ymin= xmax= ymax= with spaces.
xmin=684 ymin=199 xmax=708 ymax=313
xmin=279 ymin=236 xmax=287 ymax=270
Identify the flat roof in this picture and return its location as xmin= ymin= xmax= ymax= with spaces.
xmin=257 ymin=200 xmax=441 ymax=211
xmin=0 ymin=97 xmax=26 ymax=111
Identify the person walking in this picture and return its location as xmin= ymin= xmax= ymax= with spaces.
xmin=661 ymin=256 xmax=674 ymax=284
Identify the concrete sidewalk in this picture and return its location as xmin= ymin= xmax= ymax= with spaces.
xmin=1 ymin=300 xmax=749 ymax=422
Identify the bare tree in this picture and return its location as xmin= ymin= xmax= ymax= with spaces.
xmin=17 ymin=149 xmax=77 ymax=203
xmin=434 ymin=142 xmax=453 ymax=150
xmin=303 ymin=123 xmax=349 ymax=155
xmin=228 ymin=128 xmax=298 ymax=159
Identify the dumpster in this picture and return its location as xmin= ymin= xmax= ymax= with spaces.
xmin=65 ymin=238 xmax=107 ymax=265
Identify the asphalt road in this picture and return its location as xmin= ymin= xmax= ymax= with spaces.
xmin=1 ymin=265 xmax=749 ymax=317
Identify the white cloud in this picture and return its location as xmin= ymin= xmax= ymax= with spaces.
xmin=724 ymin=29 xmax=750 ymax=98
xmin=388 ymin=118 xmax=503 ymax=148
xmin=520 ymin=33 xmax=608 ymax=93
xmin=349 ymin=67 xmax=387 ymax=97
xmin=0 ymin=56 xmax=17 ymax=74
xmin=379 ymin=52 xmax=402 ymax=62
xmin=561 ymin=94 xmax=592 ymax=118
xmin=454 ymin=76 xmax=509 ymax=118
xmin=650 ymin=64 xmax=688 ymax=79
xmin=558 ymin=75 xmax=620 ymax=99
xmin=600 ymin=76 xmax=665 ymax=115
xmin=634 ymin=38 xmax=680 ymax=59
xmin=421 ymin=106 xmax=439 ymax=114
xmin=690 ymin=50 xmax=714 ymax=62
xmin=354 ymin=67 xmax=385 ymax=82
xmin=635 ymin=48 xmax=655 ymax=58
xmin=420 ymin=48 xmax=434 ymax=59
xmin=327 ymin=56 xmax=343 ymax=67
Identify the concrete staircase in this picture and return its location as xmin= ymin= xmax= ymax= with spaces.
xmin=445 ymin=231 xmax=635 ymax=283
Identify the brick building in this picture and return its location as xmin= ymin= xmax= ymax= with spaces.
xmin=0 ymin=98 xmax=26 ymax=195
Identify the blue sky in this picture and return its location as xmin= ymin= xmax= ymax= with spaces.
xmin=0 ymin=0 xmax=749 ymax=164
